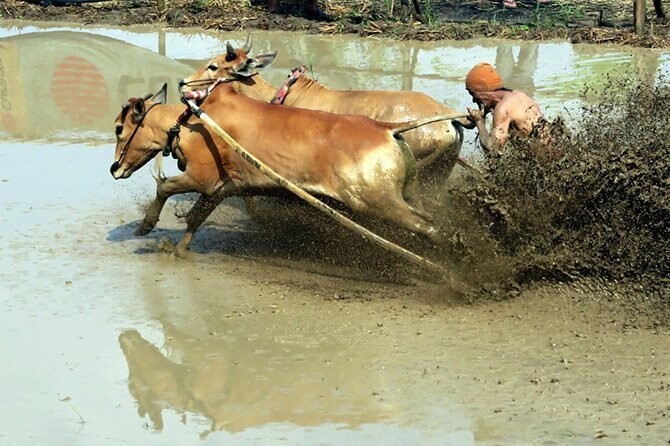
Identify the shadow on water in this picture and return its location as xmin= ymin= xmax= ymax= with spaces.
xmin=105 ymin=195 xmax=433 ymax=286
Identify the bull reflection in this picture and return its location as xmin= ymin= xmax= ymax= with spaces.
xmin=119 ymin=322 xmax=392 ymax=437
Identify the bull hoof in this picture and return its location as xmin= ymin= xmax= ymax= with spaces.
xmin=175 ymin=245 xmax=190 ymax=258
xmin=135 ymin=221 xmax=156 ymax=236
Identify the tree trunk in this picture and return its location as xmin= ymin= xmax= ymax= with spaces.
xmin=653 ymin=0 xmax=666 ymax=18
xmin=634 ymin=0 xmax=646 ymax=35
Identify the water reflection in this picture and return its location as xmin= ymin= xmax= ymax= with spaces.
xmin=495 ymin=43 xmax=538 ymax=96
xmin=116 ymin=262 xmax=402 ymax=438
xmin=1 ymin=25 xmax=668 ymax=148
xmin=542 ymin=43 xmax=665 ymax=104
xmin=0 ymin=30 xmax=191 ymax=141
xmin=119 ymin=323 xmax=392 ymax=437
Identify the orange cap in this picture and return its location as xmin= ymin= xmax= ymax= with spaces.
xmin=465 ymin=62 xmax=503 ymax=92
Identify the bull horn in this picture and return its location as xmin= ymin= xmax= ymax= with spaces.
xmin=226 ymin=41 xmax=236 ymax=60
xmin=242 ymin=34 xmax=252 ymax=54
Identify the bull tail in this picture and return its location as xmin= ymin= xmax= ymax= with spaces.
xmin=152 ymin=155 xmax=167 ymax=182
xmin=388 ymin=112 xmax=470 ymax=136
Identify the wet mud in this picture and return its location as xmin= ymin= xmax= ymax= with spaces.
xmin=445 ymin=77 xmax=670 ymax=301
xmin=1 ymin=23 xmax=669 ymax=446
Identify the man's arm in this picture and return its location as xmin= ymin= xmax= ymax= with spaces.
xmin=468 ymin=107 xmax=509 ymax=157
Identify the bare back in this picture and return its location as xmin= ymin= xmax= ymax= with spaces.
xmin=490 ymin=90 xmax=543 ymax=144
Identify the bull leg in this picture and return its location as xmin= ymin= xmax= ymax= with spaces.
xmin=414 ymin=145 xmax=446 ymax=170
xmin=137 ymin=174 xmax=199 ymax=236
xmin=175 ymin=185 xmax=235 ymax=254
xmin=402 ymin=165 xmax=434 ymax=222
xmin=368 ymin=196 xmax=443 ymax=245
xmin=408 ymin=204 xmax=432 ymax=223
xmin=390 ymin=204 xmax=442 ymax=244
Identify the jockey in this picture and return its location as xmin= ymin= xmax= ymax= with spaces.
xmin=465 ymin=62 xmax=548 ymax=158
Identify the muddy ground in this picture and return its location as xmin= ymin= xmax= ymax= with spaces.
xmin=2 ymin=1 xmax=668 ymax=320
xmin=4 ymin=0 xmax=670 ymax=47
xmin=1 ymin=15 xmax=669 ymax=443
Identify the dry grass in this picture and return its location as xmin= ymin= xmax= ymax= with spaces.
xmin=2 ymin=0 xmax=669 ymax=47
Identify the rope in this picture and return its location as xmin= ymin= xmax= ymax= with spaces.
xmin=182 ymin=96 xmax=448 ymax=277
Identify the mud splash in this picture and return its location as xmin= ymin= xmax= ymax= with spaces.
xmin=446 ymin=75 xmax=670 ymax=303
xmin=1 ymin=24 xmax=670 ymax=445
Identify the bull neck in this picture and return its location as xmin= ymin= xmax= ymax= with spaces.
xmin=234 ymin=75 xmax=278 ymax=102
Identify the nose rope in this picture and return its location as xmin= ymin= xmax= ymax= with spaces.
xmin=116 ymin=102 xmax=160 ymax=167
xmin=180 ymin=78 xmax=217 ymax=88
xmin=179 ymin=72 xmax=257 ymax=89
xmin=159 ymin=78 xmax=230 ymax=160
xmin=181 ymin=77 xmax=231 ymax=100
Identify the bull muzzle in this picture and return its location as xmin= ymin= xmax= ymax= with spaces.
xmin=110 ymin=161 xmax=120 ymax=175
xmin=110 ymin=161 xmax=128 ymax=179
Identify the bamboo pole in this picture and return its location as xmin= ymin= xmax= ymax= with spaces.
xmin=185 ymin=99 xmax=456 ymax=277
xmin=457 ymin=157 xmax=485 ymax=176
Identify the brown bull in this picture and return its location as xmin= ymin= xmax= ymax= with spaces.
xmin=110 ymin=83 xmax=456 ymax=253
xmin=181 ymin=36 xmax=470 ymax=171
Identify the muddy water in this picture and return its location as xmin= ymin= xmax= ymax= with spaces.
xmin=1 ymin=22 xmax=669 ymax=445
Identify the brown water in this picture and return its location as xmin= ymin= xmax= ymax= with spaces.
xmin=0 ymin=22 xmax=669 ymax=446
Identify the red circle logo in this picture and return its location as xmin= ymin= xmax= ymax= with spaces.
xmin=51 ymin=55 xmax=109 ymax=125
xmin=1 ymin=112 xmax=16 ymax=132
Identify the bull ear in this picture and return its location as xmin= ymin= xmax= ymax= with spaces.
xmin=233 ymin=51 xmax=278 ymax=77
xmin=148 ymin=83 xmax=168 ymax=105
xmin=242 ymin=34 xmax=252 ymax=54
xmin=252 ymin=51 xmax=278 ymax=70
xmin=131 ymin=99 xmax=146 ymax=123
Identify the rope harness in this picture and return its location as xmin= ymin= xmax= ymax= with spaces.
xmin=162 ymin=107 xmax=191 ymax=157
xmin=161 ymin=67 xmax=305 ymax=159
xmin=116 ymin=102 xmax=160 ymax=168
xmin=270 ymin=66 xmax=307 ymax=105
xmin=161 ymin=78 xmax=233 ymax=157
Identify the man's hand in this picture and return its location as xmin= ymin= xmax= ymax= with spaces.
xmin=467 ymin=107 xmax=485 ymax=123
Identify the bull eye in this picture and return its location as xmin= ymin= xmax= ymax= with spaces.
xmin=207 ymin=64 xmax=218 ymax=71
